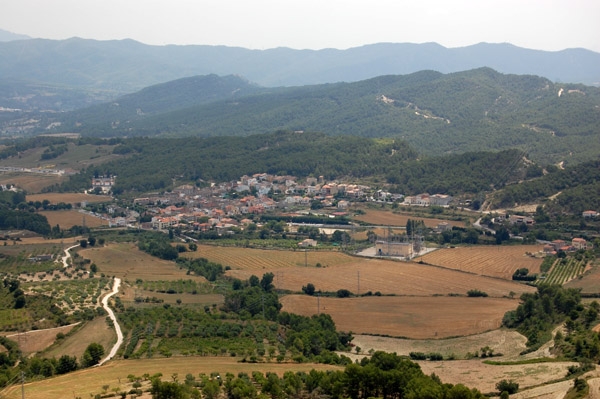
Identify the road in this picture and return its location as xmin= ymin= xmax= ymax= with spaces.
xmin=98 ymin=277 xmax=123 ymax=366
xmin=60 ymin=244 xmax=80 ymax=267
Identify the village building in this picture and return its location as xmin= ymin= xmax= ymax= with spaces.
xmin=375 ymin=240 xmax=413 ymax=258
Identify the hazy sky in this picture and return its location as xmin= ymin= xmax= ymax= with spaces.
xmin=1 ymin=0 xmax=599 ymax=52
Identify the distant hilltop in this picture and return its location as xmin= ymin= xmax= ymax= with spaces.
xmin=0 ymin=36 xmax=598 ymax=92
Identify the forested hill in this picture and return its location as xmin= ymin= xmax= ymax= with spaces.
xmin=50 ymin=68 xmax=600 ymax=165
xmin=491 ymin=159 xmax=600 ymax=214
xmin=48 ymin=132 xmax=532 ymax=195
xmin=56 ymin=74 xmax=263 ymax=124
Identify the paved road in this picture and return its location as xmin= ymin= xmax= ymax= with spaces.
xmin=98 ymin=278 xmax=123 ymax=366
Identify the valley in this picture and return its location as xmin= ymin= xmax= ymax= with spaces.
xmin=0 ymin=42 xmax=599 ymax=399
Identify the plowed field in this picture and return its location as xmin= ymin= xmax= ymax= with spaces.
xmin=419 ymin=245 xmax=544 ymax=279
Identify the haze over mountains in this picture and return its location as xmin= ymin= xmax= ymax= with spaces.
xmin=0 ymin=33 xmax=599 ymax=96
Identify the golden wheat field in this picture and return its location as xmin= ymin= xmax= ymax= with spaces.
xmin=81 ymin=243 xmax=206 ymax=282
xmin=418 ymin=245 xmax=544 ymax=279
xmin=40 ymin=210 xmax=107 ymax=229
xmin=353 ymin=208 xmax=468 ymax=228
xmin=281 ymin=294 xmax=519 ymax=338
xmin=27 ymin=192 xmax=112 ymax=204
xmin=190 ymin=245 xmax=534 ymax=297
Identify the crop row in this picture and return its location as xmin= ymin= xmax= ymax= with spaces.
xmin=539 ymin=258 xmax=586 ymax=285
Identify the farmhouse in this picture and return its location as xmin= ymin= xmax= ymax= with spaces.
xmin=375 ymin=240 xmax=413 ymax=258
xmin=583 ymin=210 xmax=599 ymax=218
xmin=298 ymin=239 xmax=317 ymax=248
xmin=572 ymin=237 xmax=589 ymax=250
xmin=28 ymin=254 xmax=53 ymax=262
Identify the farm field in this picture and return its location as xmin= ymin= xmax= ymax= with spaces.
xmin=81 ymin=243 xmax=207 ymax=283
xmin=2 ymin=357 xmax=341 ymax=399
xmin=565 ymin=263 xmax=600 ymax=294
xmin=418 ymin=360 xmax=578 ymax=395
xmin=40 ymin=209 xmax=106 ymax=229
xmin=27 ymin=192 xmax=112 ymax=204
xmin=540 ymin=257 xmax=588 ymax=285
xmin=0 ymin=143 xmax=121 ymax=171
xmin=1 ymin=323 xmax=79 ymax=354
xmin=419 ymin=245 xmax=544 ymax=279
xmin=351 ymin=329 xmax=528 ymax=359
xmin=188 ymin=244 xmax=355 ymax=270
xmin=192 ymin=245 xmax=534 ymax=297
xmin=0 ymin=173 xmax=64 ymax=193
xmin=352 ymin=208 xmax=468 ymax=228
xmin=42 ymin=317 xmax=116 ymax=360
xmin=281 ymin=295 xmax=519 ymax=339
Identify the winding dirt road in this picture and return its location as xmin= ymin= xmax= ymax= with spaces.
xmin=60 ymin=241 xmax=123 ymax=365
xmin=98 ymin=277 xmax=123 ymax=366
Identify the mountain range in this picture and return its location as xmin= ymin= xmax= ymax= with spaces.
xmin=0 ymin=35 xmax=598 ymax=98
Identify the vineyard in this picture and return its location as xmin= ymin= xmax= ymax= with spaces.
xmin=537 ymin=257 xmax=587 ymax=285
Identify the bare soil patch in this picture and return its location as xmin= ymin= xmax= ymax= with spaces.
xmin=350 ymin=329 xmax=528 ymax=359
xmin=2 ymin=323 xmax=79 ymax=354
xmin=419 ymin=245 xmax=544 ymax=279
xmin=2 ymin=357 xmax=341 ymax=399
xmin=281 ymin=295 xmax=519 ymax=338
xmin=40 ymin=210 xmax=106 ymax=229
xmin=418 ymin=359 xmax=576 ymax=394
xmin=565 ymin=263 xmax=600 ymax=294
xmin=82 ymin=243 xmax=205 ymax=282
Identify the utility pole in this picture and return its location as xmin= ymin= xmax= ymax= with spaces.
xmin=317 ymin=293 xmax=320 ymax=315
xmin=21 ymin=371 xmax=25 ymax=399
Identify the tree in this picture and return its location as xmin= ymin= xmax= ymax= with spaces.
xmin=260 ymin=272 xmax=275 ymax=292
xmin=79 ymin=239 xmax=88 ymax=248
xmin=82 ymin=343 xmax=104 ymax=367
xmin=151 ymin=378 xmax=187 ymax=399
xmin=302 ymin=283 xmax=316 ymax=296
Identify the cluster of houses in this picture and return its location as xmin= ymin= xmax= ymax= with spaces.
xmin=133 ymin=174 xmax=456 ymax=234
xmin=141 ymin=174 xmax=369 ymax=231
xmin=543 ymin=238 xmax=593 ymax=255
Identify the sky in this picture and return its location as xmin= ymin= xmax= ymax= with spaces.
xmin=1 ymin=0 xmax=599 ymax=52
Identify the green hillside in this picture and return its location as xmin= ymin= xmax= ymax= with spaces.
xmin=48 ymin=68 xmax=600 ymax=165
xmin=37 ymin=131 xmax=534 ymax=196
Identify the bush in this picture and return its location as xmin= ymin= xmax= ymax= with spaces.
xmin=467 ymin=289 xmax=488 ymax=297
xmin=496 ymin=379 xmax=519 ymax=394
